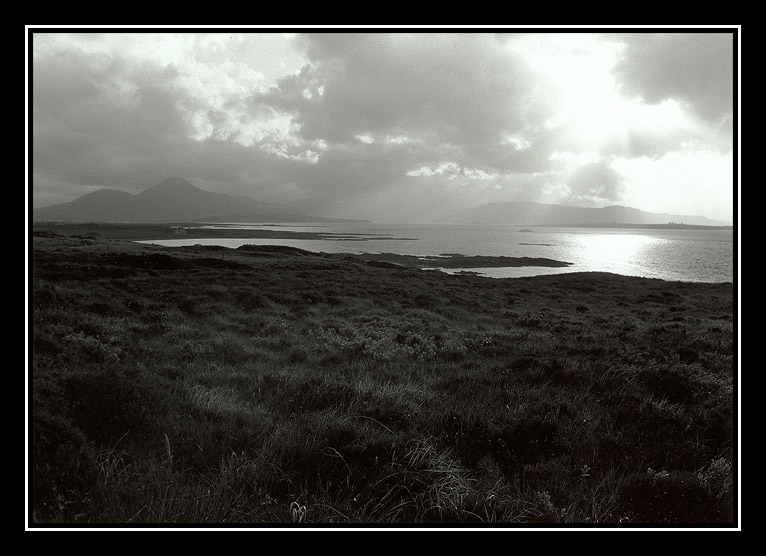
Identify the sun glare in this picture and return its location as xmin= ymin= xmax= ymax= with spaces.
xmin=576 ymin=232 xmax=662 ymax=276
xmin=509 ymin=34 xmax=691 ymax=153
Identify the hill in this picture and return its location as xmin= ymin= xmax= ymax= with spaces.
xmin=441 ymin=201 xmax=730 ymax=227
xmin=32 ymin=178 xmax=350 ymax=223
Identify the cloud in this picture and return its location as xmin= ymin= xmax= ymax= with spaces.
xmin=29 ymin=31 xmax=735 ymax=222
xmin=31 ymin=34 xmax=314 ymax=200
xmin=32 ymin=48 xmax=193 ymax=191
xmin=236 ymin=32 xmax=564 ymax=212
xmin=566 ymin=160 xmax=626 ymax=204
xmin=610 ymin=33 xmax=734 ymax=124
xmin=262 ymin=33 xmax=554 ymax=156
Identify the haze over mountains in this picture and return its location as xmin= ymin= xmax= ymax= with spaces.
xmin=33 ymin=178 xmax=731 ymax=227
xmin=442 ymin=201 xmax=731 ymax=227
xmin=32 ymin=178 xmax=352 ymax=223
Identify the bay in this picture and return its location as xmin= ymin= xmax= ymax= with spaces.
xmin=138 ymin=222 xmax=735 ymax=283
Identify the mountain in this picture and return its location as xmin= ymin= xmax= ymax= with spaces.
xmin=440 ymin=201 xmax=731 ymax=227
xmin=33 ymin=178 xmax=350 ymax=223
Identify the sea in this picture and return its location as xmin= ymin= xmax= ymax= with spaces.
xmin=138 ymin=222 xmax=736 ymax=284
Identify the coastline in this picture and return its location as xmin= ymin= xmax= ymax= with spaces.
xmin=30 ymin=233 xmax=735 ymax=524
xmin=31 ymin=221 xmax=734 ymax=282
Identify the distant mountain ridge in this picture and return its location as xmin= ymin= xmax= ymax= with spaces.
xmin=33 ymin=178 xmax=355 ymax=223
xmin=441 ymin=201 xmax=730 ymax=227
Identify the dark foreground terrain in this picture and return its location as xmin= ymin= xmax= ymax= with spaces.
xmin=29 ymin=232 xmax=735 ymax=525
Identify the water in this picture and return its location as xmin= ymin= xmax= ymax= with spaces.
xmin=138 ymin=222 xmax=735 ymax=283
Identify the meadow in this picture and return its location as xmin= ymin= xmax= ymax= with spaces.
xmin=29 ymin=230 xmax=735 ymax=525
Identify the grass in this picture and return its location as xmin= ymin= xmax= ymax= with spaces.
xmin=29 ymin=230 xmax=736 ymax=526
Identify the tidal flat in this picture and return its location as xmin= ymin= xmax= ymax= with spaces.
xmin=29 ymin=231 xmax=735 ymax=525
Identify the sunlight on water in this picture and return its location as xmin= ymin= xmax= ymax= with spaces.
xmin=137 ymin=224 xmax=733 ymax=283
xmin=576 ymin=233 xmax=662 ymax=268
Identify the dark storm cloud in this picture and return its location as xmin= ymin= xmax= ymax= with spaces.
xmin=611 ymin=33 xmax=734 ymax=123
xmin=32 ymin=49 xmax=194 ymax=193
xmin=566 ymin=160 xmax=625 ymax=203
xmin=30 ymin=31 xmax=735 ymax=222
xmin=264 ymin=33 xmax=554 ymax=157
xmin=229 ymin=32 xmax=565 ymax=209
xmin=31 ymin=39 xmax=305 ymax=205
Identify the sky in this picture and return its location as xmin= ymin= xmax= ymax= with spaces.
xmin=28 ymin=28 xmax=738 ymax=224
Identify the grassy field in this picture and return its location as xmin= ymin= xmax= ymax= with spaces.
xmin=29 ymin=231 xmax=736 ymax=526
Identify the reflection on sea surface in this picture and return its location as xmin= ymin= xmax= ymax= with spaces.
xmin=574 ymin=233 xmax=664 ymax=278
xmin=137 ymin=224 xmax=733 ymax=283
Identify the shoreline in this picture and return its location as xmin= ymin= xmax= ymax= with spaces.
xmin=31 ymin=220 xmax=735 ymax=239
xmin=32 ymin=225 xmax=576 ymax=272
xmin=31 ymin=221 xmax=414 ymax=242
xmin=29 ymin=233 xmax=735 ymax=525
xmin=321 ymin=252 xmax=574 ymax=270
xmin=31 ymin=222 xmax=734 ymax=284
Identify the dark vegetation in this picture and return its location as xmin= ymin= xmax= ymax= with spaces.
xmin=30 ymin=230 xmax=735 ymax=525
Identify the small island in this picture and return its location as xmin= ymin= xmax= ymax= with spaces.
xmin=343 ymin=252 xmax=573 ymax=269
